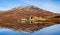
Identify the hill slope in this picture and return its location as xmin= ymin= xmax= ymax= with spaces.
xmin=0 ymin=6 xmax=60 ymax=33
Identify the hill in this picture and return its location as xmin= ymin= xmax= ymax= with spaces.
xmin=0 ymin=6 xmax=60 ymax=33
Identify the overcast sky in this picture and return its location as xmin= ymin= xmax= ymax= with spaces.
xmin=0 ymin=0 xmax=60 ymax=13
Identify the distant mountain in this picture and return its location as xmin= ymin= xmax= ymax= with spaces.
xmin=0 ymin=6 xmax=60 ymax=33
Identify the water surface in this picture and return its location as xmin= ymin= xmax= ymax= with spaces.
xmin=0 ymin=24 xmax=60 ymax=35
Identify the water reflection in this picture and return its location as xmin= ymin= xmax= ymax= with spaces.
xmin=0 ymin=24 xmax=60 ymax=35
xmin=0 ymin=16 xmax=60 ymax=33
xmin=0 ymin=22 xmax=59 ymax=33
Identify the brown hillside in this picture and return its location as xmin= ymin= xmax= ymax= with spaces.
xmin=0 ymin=6 xmax=60 ymax=33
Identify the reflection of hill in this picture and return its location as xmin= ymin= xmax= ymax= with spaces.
xmin=0 ymin=6 xmax=60 ymax=33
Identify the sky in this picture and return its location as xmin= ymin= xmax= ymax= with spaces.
xmin=0 ymin=0 xmax=60 ymax=13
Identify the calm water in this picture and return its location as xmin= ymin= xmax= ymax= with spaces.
xmin=0 ymin=24 xmax=60 ymax=35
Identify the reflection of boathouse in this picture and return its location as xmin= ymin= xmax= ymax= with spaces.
xmin=20 ymin=16 xmax=48 ymax=24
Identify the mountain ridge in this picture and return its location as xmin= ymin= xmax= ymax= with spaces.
xmin=0 ymin=6 xmax=60 ymax=33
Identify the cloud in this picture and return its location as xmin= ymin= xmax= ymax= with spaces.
xmin=0 ymin=0 xmax=60 ymax=13
xmin=38 ymin=1 xmax=60 ymax=13
xmin=19 ymin=0 xmax=60 ymax=13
